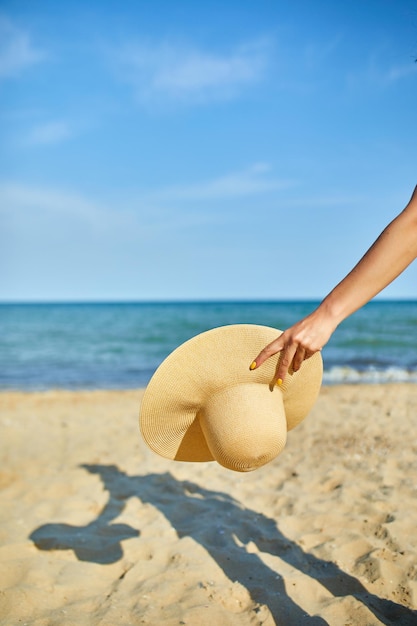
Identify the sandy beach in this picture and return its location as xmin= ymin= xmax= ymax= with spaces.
xmin=1 ymin=385 xmax=417 ymax=625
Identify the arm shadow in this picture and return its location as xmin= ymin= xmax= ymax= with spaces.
xmin=29 ymin=464 xmax=417 ymax=626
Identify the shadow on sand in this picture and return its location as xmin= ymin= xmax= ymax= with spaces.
xmin=30 ymin=465 xmax=417 ymax=625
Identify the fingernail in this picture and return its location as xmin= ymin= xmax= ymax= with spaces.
xmin=249 ymin=361 xmax=257 ymax=370
xmin=276 ymin=378 xmax=283 ymax=386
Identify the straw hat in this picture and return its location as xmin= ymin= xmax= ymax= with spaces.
xmin=139 ymin=324 xmax=322 ymax=472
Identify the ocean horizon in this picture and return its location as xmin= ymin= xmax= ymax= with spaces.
xmin=1 ymin=299 xmax=417 ymax=390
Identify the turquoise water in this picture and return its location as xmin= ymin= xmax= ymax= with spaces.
xmin=1 ymin=300 xmax=416 ymax=390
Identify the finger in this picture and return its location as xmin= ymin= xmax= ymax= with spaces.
xmin=274 ymin=343 xmax=298 ymax=385
xmin=249 ymin=337 xmax=283 ymax=371
xmin=292 ymin=346 xmax=306 ymax=372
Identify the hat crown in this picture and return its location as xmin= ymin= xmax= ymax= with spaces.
xmin=198 ymin=383 xmax=287 ymax=472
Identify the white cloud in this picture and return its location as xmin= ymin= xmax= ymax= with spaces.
xmin=346 ymin=50 xmax=417 ymax=90
xmin=0 ymin=15 xmax=44 ymax=78
xmin=25 ymin=120 xmax=73 ymax=146
xmin=366 ymin=55 xmax=417 ymax=86
xmin=0 ymin=182 xmax=104 ymax=225
xmin=113 ymin=38 xmax=271 ymax=105
xmin=0 ymin=164 xmax=291 ymax=245
xmin=0 ymin=183 xmax=139 ymax=247
xmin=148 ymin=163 xmax=293 ymax=201
xmin=383 ymin=61 xmax=417 ymax=83
xmin=0 ymin=182 xmax=138 ymax=236
xmin=0 ymin=181 xmax=176 ymax=245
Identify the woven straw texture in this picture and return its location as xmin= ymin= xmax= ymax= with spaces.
xmin=139 ymin=324 xmax=322 ymax=472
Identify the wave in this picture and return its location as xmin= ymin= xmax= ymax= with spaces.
xmin=323 ymin=366 xmax=417 ymax=384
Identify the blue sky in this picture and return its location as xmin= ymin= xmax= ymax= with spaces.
xmin=1 ymin=0 xmax=416 ymax=302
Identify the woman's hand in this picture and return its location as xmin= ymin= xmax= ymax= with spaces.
xmin=250 ymin=308 xmax=337 ymax=384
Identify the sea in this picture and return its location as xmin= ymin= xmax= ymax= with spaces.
xmin=1 ymin=300 xmax=416 ymax=391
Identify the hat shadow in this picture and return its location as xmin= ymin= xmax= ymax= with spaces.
xmin=29 ymin=478 xmax=140 ymax=564
xmin=29 ymin=465 xmax=416 ymax=626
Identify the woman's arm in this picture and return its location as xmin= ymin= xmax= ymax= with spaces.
xmin=250 ymin=185 xmax=417 ymax=384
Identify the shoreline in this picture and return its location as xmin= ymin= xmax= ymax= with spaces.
xmin=1 ymin=385 xmax=417 ymax=624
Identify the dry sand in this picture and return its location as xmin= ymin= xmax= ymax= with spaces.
xmin=1 ymin=385 xmax=417 ymax=626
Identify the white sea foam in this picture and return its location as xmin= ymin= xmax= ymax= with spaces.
xmin=323 ymin=366 xmax=417 ymax=385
